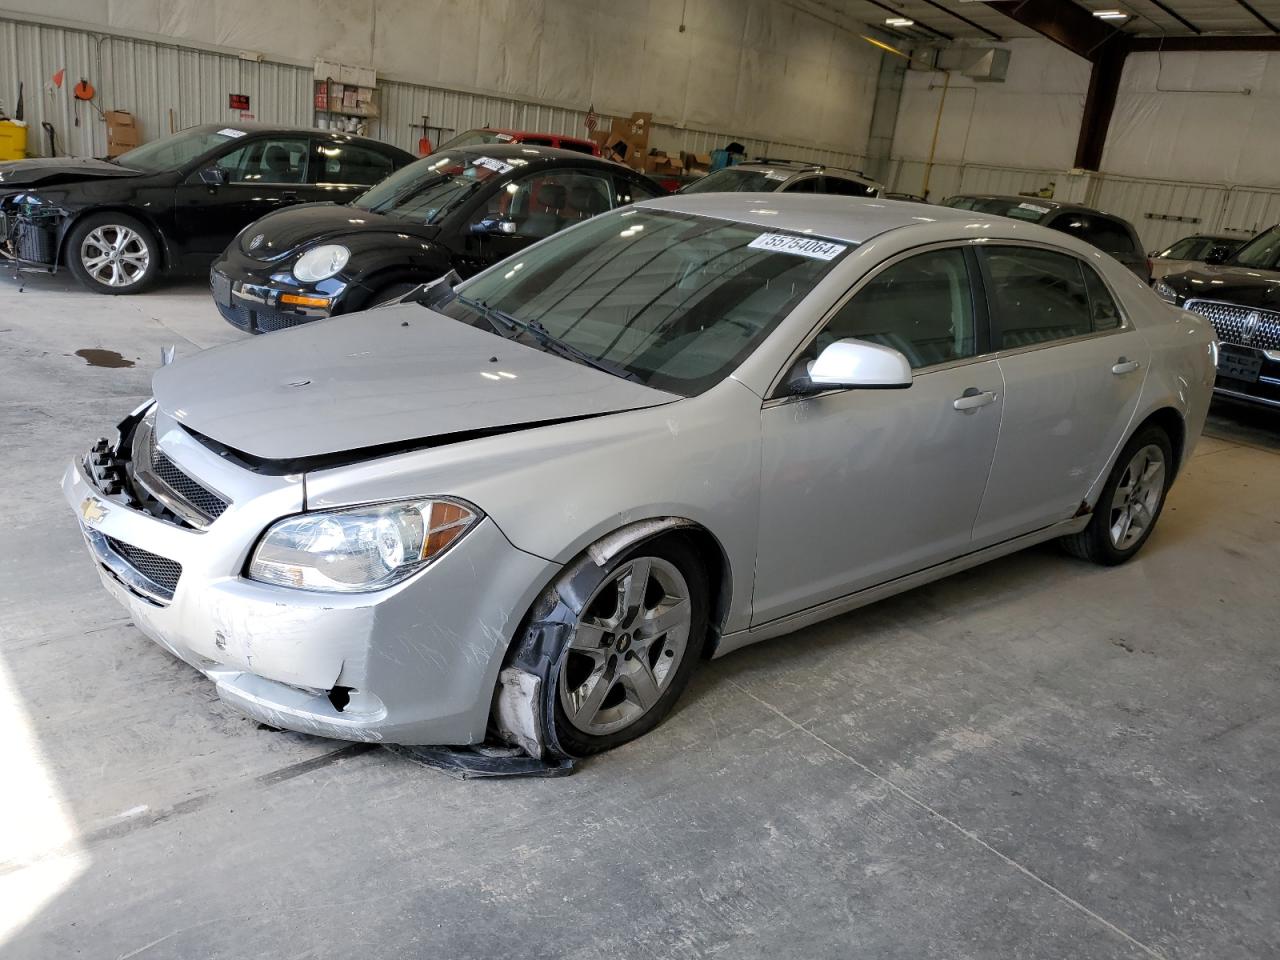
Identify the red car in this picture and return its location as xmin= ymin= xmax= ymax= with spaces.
xmin=433 ymin=127 xmax=600 ymax=157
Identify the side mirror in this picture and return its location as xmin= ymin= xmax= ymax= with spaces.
xmin=470 ymin=217 xmax=518 ymax=236
xmin=199 ymin=166 xmax=227 ymax=187
xmin=791 ymin=339 xmax=913 ymax=394
xmin=1204 ymin=245 xmax=1232 ymax=265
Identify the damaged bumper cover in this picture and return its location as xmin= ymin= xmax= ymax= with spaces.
xmin=62 ymin=413 xmax=553 ymax=747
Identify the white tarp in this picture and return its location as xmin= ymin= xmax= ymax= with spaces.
xmin=1103 ymin=50 xmax=1280 ymax=189
xmin=2 ymin=0 xmax=882 ymax=156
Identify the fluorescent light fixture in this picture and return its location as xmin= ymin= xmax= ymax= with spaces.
xmin=885 ymin=16 xmax=914 ymax=27
xmin=1093 ymin=9 xmax=1129 ymax=19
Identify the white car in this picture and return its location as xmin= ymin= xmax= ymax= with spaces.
xmin=65 ymin=195 xmax=1217 ymax=764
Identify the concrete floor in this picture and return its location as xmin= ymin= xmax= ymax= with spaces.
xmin=2 ymin=268 xmax=1278 ymax=960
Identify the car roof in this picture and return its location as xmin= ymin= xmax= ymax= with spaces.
xmin=637 ymin=193 xmax=995 ymax=244
xmin=481 ymin=127 xmax=597 ymax=146
xmin=731 ymin=159 xmax=874 ymax=180
xmin=438 ymin=142 xmax=628 ymax=168
xmin=187 ymin=122 xmax=403 ymax=153
xmin=953 ymin=194 xmax=1131 ymax=220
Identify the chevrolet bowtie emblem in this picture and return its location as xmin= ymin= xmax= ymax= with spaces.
xmin=80 ymin=496 xmax=108 ymax=526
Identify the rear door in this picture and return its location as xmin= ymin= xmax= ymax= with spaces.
xmin=173 ymin=134 xmax=311 ymax=256
xmin=308 ymin=139 xmax=399 ymax=204
xmin=971 ymin=245 xmax=1150 ymax=546
xmin=753 ymin=245 xmax=1003 ymax=623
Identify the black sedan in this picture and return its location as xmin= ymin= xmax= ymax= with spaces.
xmin=1155 ymin=223 xmax=1280 ymax=412
xmin=0 ymin=123 xmax=414 ymax=294
xmin=209 ymin=144 xmax=664 ymax=334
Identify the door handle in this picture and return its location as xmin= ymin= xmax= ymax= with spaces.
xmin=1112 ymin=357 xmax=1141 ymax=375
xmin=281 ymin=190 xmax=298 ymax=202
xmin=952 ymin=388 xmax=996 ymax=411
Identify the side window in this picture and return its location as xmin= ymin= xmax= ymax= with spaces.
xmin=216 ymin=138 xmax=309 ymax=184
xmin=615 ymin=175 xmax=663 ymax=205
xmin=783 ymin=177 xmax=820 ymax=193
xmin=1049 ymin=213 xmax=1137 ymax=257
xmin=1081 ymin=262 xmax=1122 ymax=331
xmin=981 ymin=247 xmax=1093 ymax=348
xmin=314 ymin=142 xmax=395 ymax=186
xmin=1159 ymin=237 xmax=1199 ymax=260
xmin=822 ymin=176 xmax=877 ymax=197
xmin=810 ymin=247 xmax=976 ymax=370
xmin=469 ymin=170 xmax=615 ymax=239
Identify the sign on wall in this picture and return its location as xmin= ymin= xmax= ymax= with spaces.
xmin=229 ymin=93 xmax=250 ymax=111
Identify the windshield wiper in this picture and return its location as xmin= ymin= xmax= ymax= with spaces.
xmin=456 ymin=294 xmax=518 ymax=335
xmin=459 ymin=296 xmax=640 ymax=382
xmin=519 ymin=318 xmax=642 ymax=383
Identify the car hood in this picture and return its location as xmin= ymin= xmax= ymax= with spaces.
xmin=0 ymin=156 xmax=142 ymax=188
xmin=152 ymin=303 xmax=680 ymax=462
xmin=240 ymin=202 xmax=440 ymax=259
xmin=1166 ymin=264 xmax=1280 ymax=308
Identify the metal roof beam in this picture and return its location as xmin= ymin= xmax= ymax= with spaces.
xmin=1142 ymin=0 xmax=1201 ymax=34
xmin=1232 ymin=0 xmax=1280 ymax=34
xmin=981 ymin=0 xmax=1125 ymax=62
xmin=915 ymin=0 xmax=1004 ymax=40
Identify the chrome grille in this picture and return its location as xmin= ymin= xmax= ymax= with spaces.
xmin=139 ymin=422 xmax=229 ymax=523
xmin=104 ymin=535 xmax=182 ymax=600
xmin=1184 ymin=299 xmax=1280 ymax=351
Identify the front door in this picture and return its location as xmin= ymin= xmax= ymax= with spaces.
xmin=971 ymin=245 xmax=1150 ymax=545
xmin=753 ymin=246 xmax=1003 ymax=625
xmin=451 ymin=167 xmax=617 ymax=276
xmin=173 ymin=135 xmax=313 ymax=257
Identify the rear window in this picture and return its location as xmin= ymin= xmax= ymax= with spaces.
xmin=680 ymin=167 xmax=791 ymax=194
xmin=1048 ymin=213 xmax=1138 ymax=257
xmin=970 ymin=198 xmax=1052 ymax=222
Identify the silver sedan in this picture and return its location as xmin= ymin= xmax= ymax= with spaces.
xmin=63 ymin=194 xmax=1217 ymax=761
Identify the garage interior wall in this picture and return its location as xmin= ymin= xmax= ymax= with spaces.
xmin=0 ymin=0 xmax=882 ymax=164
xmin=888 ymin=37 xmax=1280 ymax=251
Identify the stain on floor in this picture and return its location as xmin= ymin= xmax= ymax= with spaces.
xmin=74 ymin=348 xmax=135 ymax=368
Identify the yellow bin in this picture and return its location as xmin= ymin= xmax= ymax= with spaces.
xmin=0 ymin=120 xmax=28 ymax=160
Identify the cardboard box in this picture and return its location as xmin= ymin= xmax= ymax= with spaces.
xmin=593 ymin=111 xmax=653 ymax=170
xmin=105 ymin=110 xmax=140 ymax=157
xmin=645 ymin=150 xmax=683 ymax=176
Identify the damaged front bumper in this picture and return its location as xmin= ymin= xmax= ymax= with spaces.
xmin=210 ymin=247 xmax=350 ymax=334
xmin=0 ymin=201 xmax=64 ymax=273
xmin=62 ymin=409 xmax=553 ymax=745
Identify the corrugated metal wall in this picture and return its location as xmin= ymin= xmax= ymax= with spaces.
xmin=887 ymin=157 xmax=1280 ymax=251
xmin=5 ymin=11 xmax=1280 ymax=250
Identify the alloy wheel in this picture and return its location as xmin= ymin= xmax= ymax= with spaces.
xmin=558 ymin=556 xmax=692 ymax=737
xmin=81 ymin=225 xmax=150 ymax=287
xmin=1108 ymin=443 xmax=1166 ymax=550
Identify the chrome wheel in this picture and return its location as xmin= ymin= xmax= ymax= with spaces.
xmin=1108 ymin=443 xmax=1165 ymax=550
xmin=80 ymin=225 xmax=150 ymax=287
xmin=558 ymin=556 xmax=692 ymax=737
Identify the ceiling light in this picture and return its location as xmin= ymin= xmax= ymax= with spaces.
xmin=885 ymin=16 xmax=914 ymax=27
xmin=1093 ymin=9 xmax=1129 ymax=20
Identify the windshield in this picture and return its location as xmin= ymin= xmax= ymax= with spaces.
xmin=114 ymin=127 xmax=245 ymax=172
xmin=966 ymin=198 xmax=1052 ymax=222
xmin=437 ymin=208 xmax=849 ymax=396
xmin=435 ymin=130 xmax=512 ymax=153
xmin=680 ymin=167 xmax=791 ymax=194
xmin=1231 ymin=225 xmax=1280 ymax=270
xmin=351 ymin=153 xmax=507 ymax=223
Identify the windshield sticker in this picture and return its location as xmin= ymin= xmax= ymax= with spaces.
xmin=748 ymin=233 xmax=847 ymax=260
xmin=1018 ymin=201 xmax=1050 ymax=215
xmin=473 ymin=156 xmax=515 ymax=174
xmin=496 ymin=133 xmax=515 ymax=142
xmin=217 ymin=128 xmax=247 ymax=138
xmin=763 ymin=170 xmax=789 ymax=182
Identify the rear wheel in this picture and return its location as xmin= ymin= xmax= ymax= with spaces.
xmin=550 ymin=538 xmax=708 ymax=756
xmin=1060 ymin=425 xmax=1173 ymax=565
xmin=66 ymin=213 xmax=160 ymax=294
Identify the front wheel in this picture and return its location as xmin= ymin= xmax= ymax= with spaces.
xmin=550 ymin=538 xmax=709 ymax=756
xmin=1060 ymin=425 xmax=1173 ymax=565
xmin=66 ymin=213 xmax=160 ymax=294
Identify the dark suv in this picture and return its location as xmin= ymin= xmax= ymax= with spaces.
xmin=942 ymin=195 xmax=1149 ymax=282
xmin=1155 ymin=223 xmax=1280 ymax=412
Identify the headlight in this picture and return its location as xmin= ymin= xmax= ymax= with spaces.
xmin=248 ymin=498 xmax=480 ymax=592
xmin=1153 ymin=280 xmax=1180 ymax=305
xmin=293 ymin=244 xmax=350 ymax=282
